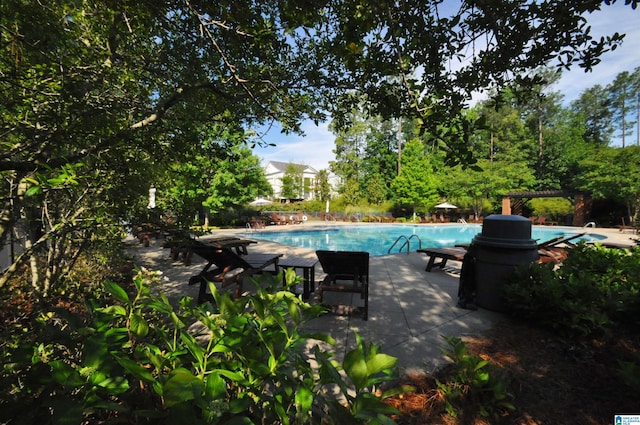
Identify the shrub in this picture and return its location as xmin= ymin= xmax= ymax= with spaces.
xmin=1 ymin=269 xmax=403 ymax=424
xmin=502 ymin=243 xmax=640 ymax=336
xmin=530 ymin=198 xmax=573 ymax=221
xmin=436 ymin=336 xmax=514 ymax=420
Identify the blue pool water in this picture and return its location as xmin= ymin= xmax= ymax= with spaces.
xmin=246 ymin=224 xmax=605 ymax=257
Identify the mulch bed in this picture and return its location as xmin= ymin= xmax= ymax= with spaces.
xmin=386 ymin=319 xmax=640 ymax=424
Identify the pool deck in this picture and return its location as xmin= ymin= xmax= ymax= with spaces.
xmin=125 ymin=222 xmax=636 ymax=376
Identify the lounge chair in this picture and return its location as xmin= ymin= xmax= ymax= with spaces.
xmin=419 ymin=232 xmax=587 ymax=271
xmin=536 ymin=232 xmax=585 ymax=264
xmin=322 ymin=213 xmax=337 ymax=222
xmin=289 ymin=213 xmax=303 ymax=224
xmin=248 ymin=216 xmax=266 ymax=230
xmin=269 ymin=212 xmax=288 ymax=225
xmin=536 ymin=216 xmax=558 ymax=226
xmin=618 ymin=217 xmax=637 ymax=233
xmin=188 ymin=240 xmax=282 ymax=303
xmin=316 ymin=250 xmax=370 ymax=320
xmin=538 ymin=232 xmax=584 ymax=248
xmin=174 ymin=236 xmax=257 ymax=265
xmin=417 ymin=247 xmax=467 ymax=272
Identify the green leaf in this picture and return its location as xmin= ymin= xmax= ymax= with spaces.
xmin=115 ymin=356 xmax=156 ymax=383
xmin=49 ymin=360 xmax=84 ymax=388
xmin=95 ymin=305 xmax=127 ymax=316
xmin=145 ymin=299 xmax=174 ymax=314
xmin=163 ymin=368 xmax=203 ymax=407
xmin=104 ymin=327 xmax=129 ymax=342
xmin=181 ymin=332 xmax=204 ymax=366
xmin=90 ymin=372 xmax=130 ymax=394
xmin=228 ymin=398 xmax=252 ymax=414
xmin=295 ymin=386 xmax=313 ymax=415
xmin=365 ymin=352 xmax=397 ymax=376
xmin=474 ymin=359 xmax=490 ymax=371
xmin=104 ymin=281 xmax=130 ymax=304
xmin=130 ymin=313 xmax=149 ymax=337
xmin=343 ymin=348 xmax=368 ymax=391
xmin=301 ymin=331 xmax=336 ymax=345
xmin=204 ymin=371 xmax=227 ymax=399
xmin=25 ymin=186 xmax=42 ymax=196
xmin=215 ymin=369 xmax=246 ymax=383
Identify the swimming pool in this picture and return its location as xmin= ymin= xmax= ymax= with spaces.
xmin=246 ymin=224 xmax=605 ymax=256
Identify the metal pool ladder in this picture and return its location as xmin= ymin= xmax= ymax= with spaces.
xmin=388 ymin=234 xmax=422 ymax=254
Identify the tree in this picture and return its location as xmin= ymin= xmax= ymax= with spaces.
xmin=390 ymin=139 xmax=440 ymax=215
xmin=322 ymin=1 xmax=631 ymax=165
xmin=204 ymin=146 xmax=272 ymax=215
xmin=2 ymin=0 xmax=636 ymax=293
xmin=330 ymin=110 xmax=369 ymax=186
xmin=610 ymin=71 xmax=638 ymax=147
xmin=536 ymin=108 xmax=591 ymax=190
xmin=633 ymin=66 xmax=640 ymax=146
xmin=608 ymin=71 xmax=638 ymax=147
xmin=504 ymin=68 xmax=565 ymax=184
xmin=364 ymin=173 xmax=389 ymax=205
xmin=529 ymin=70 xmax=563 ymax=178
xmin=443 ymin=159 xmax=536 ymax=219
xmin=571 ymin=84 xmax=615 ymax=146
xmin=0 ymin=0 xmax=323 ymax=292
xmin=280 ymin=163 xmax=303 ymax=200
xmin=341 ymin=178 xmax=362 ymax=206
xmin=576 ymin=146 xmax=640 ymax=225
xmin=362 ymin=117 xmax=402 ymax=187
xmin=158 ymin=156 xmax=211 ymax=226
xmin=314 ymin=169 xmax=332 ymax=201
xmin=474 ymin=95 xmax=535 ymax=165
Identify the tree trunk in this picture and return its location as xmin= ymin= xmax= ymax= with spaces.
xmin=397 ymin=117 xmax=403 ymax=176
xmin=537 ymin=94 xmax=544 ymax=177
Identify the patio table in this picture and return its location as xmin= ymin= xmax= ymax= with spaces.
xmin=278 ymin=256 xmax=318 ymax=299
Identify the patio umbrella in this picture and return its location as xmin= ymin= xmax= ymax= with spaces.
xmin=249 ymin=198 xmax=272 ymax=206
xmin=435 ymin=202 xmax=458 ymax=209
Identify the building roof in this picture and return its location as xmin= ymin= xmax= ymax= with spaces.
xmin=265 ymin=160 xmax=318 ymax=174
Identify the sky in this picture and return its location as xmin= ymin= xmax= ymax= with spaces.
xmin=254 ymin=2 xmax=640 ymax=171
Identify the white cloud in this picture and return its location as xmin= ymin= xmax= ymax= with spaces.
xmin=254 ymin=121 xmax=335 ymax=171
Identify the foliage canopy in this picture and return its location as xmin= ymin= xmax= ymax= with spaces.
xmin=1 ymin=0 xmax=637 ymax=289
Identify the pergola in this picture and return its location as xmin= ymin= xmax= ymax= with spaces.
xmin=501 ymin=190 xmax=591 ymax=226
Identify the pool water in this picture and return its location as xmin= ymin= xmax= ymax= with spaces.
xmin=246 ymin=224 xmax=605 ymax=257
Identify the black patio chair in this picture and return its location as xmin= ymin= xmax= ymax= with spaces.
xmin=188 ymin=240 xmax=281 ymax=303
xmin=315 ymin=250 xmax=370 ymax=320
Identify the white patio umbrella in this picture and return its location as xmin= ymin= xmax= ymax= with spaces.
xmin=435 ymin=202 xmax=458 ymax=209
xmin=249 ymin=198 xmax=272 ymax=206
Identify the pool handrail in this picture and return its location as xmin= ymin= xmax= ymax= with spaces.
xmin=388 ymin=234 xmax=423 ymax=254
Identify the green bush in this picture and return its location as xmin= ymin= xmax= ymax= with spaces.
xmin=617 ymin=360 xmax=640 ymax=399
xmin=529 ymin=198 xmax=573 ymax=221
xmin=1 ymin=269 xmax=403 ymax=424
xmin=502 ymin=243 xmax=640 ymax=336
xmin=437 ymin=336 xmax=514 ymax=419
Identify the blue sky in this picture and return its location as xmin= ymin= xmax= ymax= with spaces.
xmin=254 ymin=3 xmax=640 ymax=171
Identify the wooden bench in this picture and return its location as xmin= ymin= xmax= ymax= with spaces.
xmin=417 ymin=247 xmax=467 ymax=272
